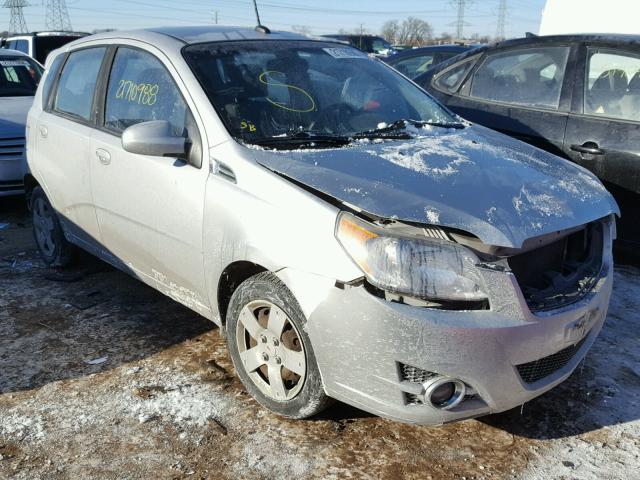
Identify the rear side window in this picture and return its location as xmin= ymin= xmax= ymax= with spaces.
xmin=393 ymin=54 xmax=434 ymax=79
xmin=585 ymin=49 xmax=640 ymax=122
xmin=103 ymin=47 xmax=188 ymax=136
xmin=9 ymin=40 xmax=29 ymax=55
xmin=469 ymin=47 xmax=570 ymax=109
xmin=435 ymin=57 xmax=476 ymax=92
xmin=54 ymin=47 xmax=106 ymax=121
xmin=41 ymin=54 xmax=65 ymax=108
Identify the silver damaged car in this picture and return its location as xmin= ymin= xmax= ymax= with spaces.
xmin=26 ymin=27 xmax=619 ymax=425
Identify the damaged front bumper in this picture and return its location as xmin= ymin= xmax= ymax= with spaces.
xmin=277 ymin=219 xmax=614 ymax=425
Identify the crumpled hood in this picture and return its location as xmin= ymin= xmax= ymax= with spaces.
xmin=251 ymin=125 xmax=619 ymax=248
xmin=0 ymin=96 xmax=32 ymax=138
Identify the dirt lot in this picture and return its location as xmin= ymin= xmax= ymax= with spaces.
xmin=1 ymin=196 xmax=639 ymax=480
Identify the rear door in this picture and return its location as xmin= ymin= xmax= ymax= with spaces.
xmin=563 ymin=45 xmax=640 ymax=194
xmin=432 ymin=43 xmax=576 ymax=157
xmin=35 ymin=46 xmax=107 ymax=250
xmin=563 ymin=44 xmax=640 ymax=250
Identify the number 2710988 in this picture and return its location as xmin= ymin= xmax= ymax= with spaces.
xmin=116 ymin=80 xmax=159 ymax=106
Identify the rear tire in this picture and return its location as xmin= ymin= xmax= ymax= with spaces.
xmin=226 ymin=272 xmax=332 ymax=419
xmin=31 ymin=186 xmax=75 ymax=268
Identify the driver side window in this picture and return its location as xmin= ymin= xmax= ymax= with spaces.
xmin=104 ymin=47 xmax=189 ymax=137
xmin=469 ymin=46 xmax=570 ymax=109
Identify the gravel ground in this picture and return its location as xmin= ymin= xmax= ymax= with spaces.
xmin=1 ymin=196 xmax=639 ymax=480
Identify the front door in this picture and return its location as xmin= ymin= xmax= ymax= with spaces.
xmin=447 ymin=45 xmax=574 ymax=157
xmin=89 ymin=45 xmax=211 ymax=316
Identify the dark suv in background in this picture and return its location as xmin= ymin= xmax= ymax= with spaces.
xmin=416 ymin=34 xmax=640 ymax=257
xmin=321 ymin=34 xmax=395 ymax=57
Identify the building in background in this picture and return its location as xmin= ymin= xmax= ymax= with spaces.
xmin=540 ymin=0 xmax=639 ymax=35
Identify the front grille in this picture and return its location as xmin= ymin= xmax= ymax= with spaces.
xmin=0 ymin=137 xmax=25 ymax=159
xmin=516 ymin=333 xmax=589 ymax=384
xmin=508 ymin=221 xmax=604 ymax=312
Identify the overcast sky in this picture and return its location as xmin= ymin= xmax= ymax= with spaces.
xmin=2 ymin=0 xmax=546 ymax=39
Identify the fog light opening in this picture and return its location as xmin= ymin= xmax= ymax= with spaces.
xmin=422 ymin=377 xmax=466 ymax=410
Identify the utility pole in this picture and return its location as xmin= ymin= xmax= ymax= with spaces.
xmin=45 ymin=0 xmax=72 ymax=31
xmin=3 ymin=0 xmax=29 ymax=34
xmin=212 ymin=10 xmax=218 ymax=24
xmin=495 ymin=0 xmax=507 ymax=40
xmin=450 ymin=0 xmax=471 ymax=40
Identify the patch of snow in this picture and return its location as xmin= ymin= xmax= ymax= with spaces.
xmin=425 ymin=207 xmax=440 ymax=223
xmin=513 ymin=186 xmax=565 ymax=217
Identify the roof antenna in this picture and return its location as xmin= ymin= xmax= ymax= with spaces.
xmin=252 ymin=0 xmax=270 ymax=34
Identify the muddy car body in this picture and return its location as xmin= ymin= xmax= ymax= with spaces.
xmin=26 ymin=26 xmax=618 ymax=425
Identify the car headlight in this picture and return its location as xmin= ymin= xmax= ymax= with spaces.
xmin=335 ymin=212 xmax=487 ymax=303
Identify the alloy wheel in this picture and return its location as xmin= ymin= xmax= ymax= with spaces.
xmin=235 ymin=300 xmax=307 ymax=401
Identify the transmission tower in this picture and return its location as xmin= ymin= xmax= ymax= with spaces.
xmin=45 ymin=0 xmax=72 ymax=31
xmin=3 ymin=0 xmax=29 ymax=34
xmin=495 ymin=0 xmax=507 ymax=40
xmin=451 ymin=0 xmax=471 ymax=39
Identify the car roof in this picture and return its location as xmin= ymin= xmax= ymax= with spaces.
xmin=322 ymin=34 xmax=384 ymax=39
xmin=83 ymin=26 xmax=311 ymax=45
xmin=387 ymin=44 xmax=476 ymax=61
xmin=0 ymin=48 xmax=30 ymax=58
xmin=496 ymin=33 xmax=640 ymax=48
xmin=4 ymin=31 xmax=89 ymax=39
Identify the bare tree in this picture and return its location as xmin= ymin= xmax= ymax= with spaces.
xmin=381 ymin=20 xmax=400 ymax=44
xmin=398 ymin=17 xmax=433 ymax=47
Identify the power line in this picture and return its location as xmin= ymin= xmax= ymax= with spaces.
xmin=496 ymin=0 xmax=507 ymax=40
xmin=45 ymin=0 xmax=72 ymax=31
xmin=450 ymin=0 xmax=471 ymax=39
xmin=3 ymin=0 xmax=29 ymax=33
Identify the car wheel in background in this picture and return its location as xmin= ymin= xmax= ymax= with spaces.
xmin=31 ymin=186 xmax=75 ymax=267
xmin=226 ymin=272 xmax=332 ymax=418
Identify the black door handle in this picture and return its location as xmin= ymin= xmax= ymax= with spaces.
xmin=570 ymin=142 xmax=604 ymax=155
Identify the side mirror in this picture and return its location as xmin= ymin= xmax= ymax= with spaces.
xmin=121 ymin=120 xmax=187 ymax=158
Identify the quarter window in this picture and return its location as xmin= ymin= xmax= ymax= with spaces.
xmin=470 ymin=47 xmax=570 ymax=109
xmin=54 ymin=47 xmax=106 ymax=121
xmin=435 ymin=57 xmax=476 ymax=92
xmin=104 ymin=48 xmax=188 ymax=136
xmin=585 ymin=49 xmax=640 ymax=122
xmin=41 ymin=54 xmax=64 ymax=108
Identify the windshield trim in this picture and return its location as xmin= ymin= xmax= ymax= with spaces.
xmin=182 ymin=39 xmax=459 ymax=150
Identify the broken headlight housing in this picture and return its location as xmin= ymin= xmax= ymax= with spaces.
xmin=336 ymin=213 xmax=487 ymax=303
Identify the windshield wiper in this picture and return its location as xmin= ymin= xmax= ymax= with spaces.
xmin=351 ymin=118 xmax=465 ymax=139
xmin=249 ymin=131 xmax=351 ymax=150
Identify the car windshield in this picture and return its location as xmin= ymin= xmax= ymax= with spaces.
xmin=0 ymin=56 xmax=42 ymax=97
xmin=183 ymin=40 xmax=459 ymax=148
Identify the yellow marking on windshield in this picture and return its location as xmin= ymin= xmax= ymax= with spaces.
xmin=241 ymin=120 xmax=257 ymax=132
xmin=258 ymin=70 xmax=316 ymax=113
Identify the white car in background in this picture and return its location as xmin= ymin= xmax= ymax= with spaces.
xmin=0 ymin=49 xmax=42 ymax=196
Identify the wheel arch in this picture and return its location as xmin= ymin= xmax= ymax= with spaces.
xmin=217 ymin=260 xmax=268 ymax=326
xmin=23 ymin=174 xmax=40 ymax=208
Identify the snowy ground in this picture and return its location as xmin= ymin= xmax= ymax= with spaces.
xmin=1 ymin=197 xmax=639 ymax=479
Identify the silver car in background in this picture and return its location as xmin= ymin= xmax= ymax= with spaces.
xmin=1 ymin=49 xmax=42 ymax=196
xmin=26 ymin=27 xmax=619 ymax=425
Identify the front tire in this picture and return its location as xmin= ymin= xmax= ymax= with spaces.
xmin=226 ymin=272 xmax=332 ymax=419
xmin=31 ymin=186 xmax=75 ymax=267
